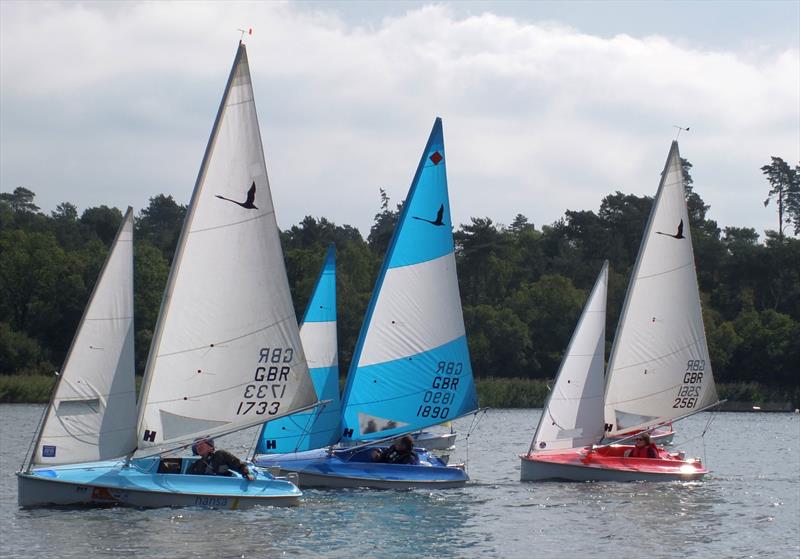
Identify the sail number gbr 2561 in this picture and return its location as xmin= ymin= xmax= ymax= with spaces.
xmin=235 ymin=347 xmax=293 ymax=416
xmin=416 ymin=361 xmax=463 ymax=419
xmin=673 ymin=359 xmax=704 ymax=409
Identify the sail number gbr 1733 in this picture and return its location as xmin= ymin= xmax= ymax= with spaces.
xmin=673 ymin=359 xmax=705 ymax=409
xmin=236 ymin=347 xmax=293 ymax=416
xmin=416 ymin=361 xmax=463 ymax=419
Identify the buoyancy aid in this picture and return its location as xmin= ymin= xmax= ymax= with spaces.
xmin=627 ymin=443 xmax=659 ymax=459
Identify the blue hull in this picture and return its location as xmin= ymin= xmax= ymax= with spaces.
xmin=255 ymin=447 xmax=468 ymax=489
xmin=17 ymin=457 xmax=301 ymax=509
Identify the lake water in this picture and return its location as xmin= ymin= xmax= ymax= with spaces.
xmin=0 ymin=405 xmax=797 ymax=558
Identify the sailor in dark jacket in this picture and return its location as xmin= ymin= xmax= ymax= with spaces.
xmin=187 ymin=438 xmax=255 ymax=480
xmin=374 ymin=435 xmax=420 ymax=465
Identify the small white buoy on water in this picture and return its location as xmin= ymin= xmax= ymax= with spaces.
xmin=752 ymin=406 xmax=761 ymax=411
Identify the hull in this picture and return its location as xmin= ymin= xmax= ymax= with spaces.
xmin=412 ymin=431 xmax=457 ymax=450
xmin=519 ymin=446 xmax=707 ymax=482
xmin=255 ymin=447 xmax=468 ymax=489
xmin=17 ymin=457 xmax=301 ymax=509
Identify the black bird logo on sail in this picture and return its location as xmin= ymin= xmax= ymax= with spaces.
xmin=215 ymin=181 xmax=258 ymax=210
xmin=656 ymin=219 xmax=685 ymax=239
xmin=412 ymin=204 xmax=445 ymax=227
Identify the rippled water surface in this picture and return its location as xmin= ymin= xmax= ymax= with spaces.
xmin=1 ymin=405 xmax=797 ymax=558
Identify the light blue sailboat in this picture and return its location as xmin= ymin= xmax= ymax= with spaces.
xmin=257 ymin=245 xmax=341 ymax=454
xmin=255 ymin=118 xmax=478 ymax=488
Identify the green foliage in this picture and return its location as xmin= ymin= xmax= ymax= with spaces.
xmin=475 ymin=377 xmax=550 ymax=408
xmin=0 ymin=374 xmax=55 ymax=403
xmin=1 ymin=164 xmax=798 ymax=400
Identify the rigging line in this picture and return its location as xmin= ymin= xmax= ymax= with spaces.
xmin=84 ymin=315 xmax=135 ymax=321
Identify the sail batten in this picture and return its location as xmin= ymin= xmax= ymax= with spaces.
xmin=340 ymin=119 xmax=478 ymax=442
xmin=135 ymin=43 xmax=316 ymax=456
xmin=603 ymin=142 xmax=718 ymax=436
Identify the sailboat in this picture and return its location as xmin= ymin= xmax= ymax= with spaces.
xmin=255 ymin=118 xmax=479 ymax=488
xmin=17 ymin=42 xmax=318 ymax=508
xmin=520 ymin=141 xmax=717 ymax=482
xmin=256 ymin=244 xmax=341 ymax=454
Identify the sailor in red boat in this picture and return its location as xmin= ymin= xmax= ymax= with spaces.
xmin=625 ymin=432 xmax=659 ymax=458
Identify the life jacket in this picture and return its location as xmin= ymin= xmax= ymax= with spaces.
xmin=627 ymin=443 xmax=659 ymax=459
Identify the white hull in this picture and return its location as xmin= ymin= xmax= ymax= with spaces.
xmin=413 ymin=431 xmax=457 ymax=450
xmin=519 ymin=456 xmax=705 ymax=482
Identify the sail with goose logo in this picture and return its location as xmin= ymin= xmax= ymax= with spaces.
xmin=603 ymin=142 xmax=719 ymax=437
xmin=339 ymin=118 xmax=478 ymax=442
xmin=136 ymin=43 xmax=317 ymax=456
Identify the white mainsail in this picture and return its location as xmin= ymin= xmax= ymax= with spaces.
xmin=30 ymin=208 xmax=137 ymax=467
xmin=530 ymin=262 xmax=608 ymax=453
xmin=136 ymin=43 xmax=316 ymax=455
xmin=604 ymin=142 xmax=718 ymax=436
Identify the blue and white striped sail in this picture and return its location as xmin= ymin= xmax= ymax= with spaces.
xmin=340 ymin=118 xmax=478 ymax=442
xmin=256 ymin=245 xmax=341 ymax=453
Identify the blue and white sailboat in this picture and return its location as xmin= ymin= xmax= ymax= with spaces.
xmin=17 ymin=42 xmax=317 ymax=508
xmin=257 ymin=245 xmax=341 ymax=454
xmin=255 ymin=118 xmax=478 ymax=488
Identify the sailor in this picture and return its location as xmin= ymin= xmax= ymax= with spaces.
xmin=187 ymin=437 xmax=256 ymax=480
xmin=625 ymin=432 xmax=659 ymax=458
xmin=373 ymin=435 xmax=420 ymax=465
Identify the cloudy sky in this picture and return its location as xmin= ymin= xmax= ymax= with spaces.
xmin=1 ymin=1 xmax=798 ymax=238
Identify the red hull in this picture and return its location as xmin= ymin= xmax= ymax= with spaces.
xmin=520 ymin=444 xmax=707 ymax=482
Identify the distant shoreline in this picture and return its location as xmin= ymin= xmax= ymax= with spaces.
xmin=1 ymin=375 xmax=796 ymax=411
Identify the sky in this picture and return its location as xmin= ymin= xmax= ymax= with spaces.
xmin=1 ymin=1 xmax=798 ymax=239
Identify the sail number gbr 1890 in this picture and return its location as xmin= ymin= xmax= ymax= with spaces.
xmin=416 ymin=361 xmax=463 ymax=420
xmin=673 ymin=359 xmax=705 ymax=409
xmin=235 ymin=347 xmax=293 ymax=416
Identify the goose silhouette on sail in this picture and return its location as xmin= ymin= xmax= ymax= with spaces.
xmin=412 ymin=204 xmax=445 ymax=226
xmin=215 ymin=181 xmax=258 ymax=209
xmin=656 ymin=219 xmax=685 ymax=239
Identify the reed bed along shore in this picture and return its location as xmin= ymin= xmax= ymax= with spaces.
xmin=0 ymin=374 xmax=795 ymax=409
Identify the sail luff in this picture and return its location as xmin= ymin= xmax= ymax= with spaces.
xmin=28 ymin=207 xmax=136 ymax=468
xmin=530 ymin=261 xmax=608 ymax=454
xmin=135 ymin=44 xmax=246 ymax=442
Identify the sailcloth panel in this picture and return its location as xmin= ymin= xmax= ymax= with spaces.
xmin=603 ymin=142 xmax=718 ymax=436
xmin=35 ymin=209 xmax=137 ymax=466
xmin=532 ymin=262 xmax=607 ymax=453
xmin=137 ymin=44 xmax=316 ymax=454
xmin=258 ymin=246 xmax=341 ymax=453
xmin=340 ymin=118 xmax=478 ymax=442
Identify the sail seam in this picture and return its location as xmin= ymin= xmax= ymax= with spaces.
xmin=156 ymin=314 xmax=298 ymax=358
xmin=190 ymin=211 xmax=270 ymax=234
xmin=610 ymin=338 xmax=705 ymax=372
xmin=83 ymin=316 xmax=134 ymax=321
xmin=606 ymin=381 xmax=683 ymax=406
xmin=636 ymin=260 xmax=694 ymax=280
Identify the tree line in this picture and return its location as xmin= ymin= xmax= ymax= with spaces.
xmin=1 ymin=156 xmax=798 ymax=393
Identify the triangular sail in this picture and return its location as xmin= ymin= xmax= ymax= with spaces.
xmin=530 ymin=261 xmax=608 ymax=453
xmin=136 ymin=43 xmax=316 ymax=455
xmin=339 ymin=118 xmax=478 ymax=442
xmin=30 ymin=208 xmax=137 ymax=467
xmin=257 ymin=245 xmax=341 ymax=453
xmin=603 ymin=142 xmax=718 ymax=436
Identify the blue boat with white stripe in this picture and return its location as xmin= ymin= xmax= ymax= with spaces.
xmin=255 ymin=118 xmax=478 ymax=488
